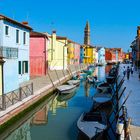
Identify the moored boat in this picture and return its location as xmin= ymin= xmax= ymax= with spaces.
xmin=77 ymin=111 xmax=107 ymax=140
xmin=57 ymin=85 xmax=76 ymax=94
xmin=67 ymin=80 xmax=80 ymax=86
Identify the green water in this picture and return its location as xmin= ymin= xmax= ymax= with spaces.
xmin=4 ymin=66 xmax=113 ymax=140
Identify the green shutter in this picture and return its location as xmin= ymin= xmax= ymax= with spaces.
xmin=25 ymin=61 xmax=28 ymax=73
xmin=18 ymin=61 xmax=21 ymax=74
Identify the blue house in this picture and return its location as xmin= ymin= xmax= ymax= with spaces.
xmin=80 ymin=46 xmax=84 ymax=63
xmin=0 ymin=15 xmax=32 ymax=94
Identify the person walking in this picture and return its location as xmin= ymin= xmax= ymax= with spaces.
xmin=127 ymin=66 xmax=130 ymax=80
xmin=131 ymin=65 xmax=134 ymax=76
xmin=123 ymin=66 xmax=126 ymax=77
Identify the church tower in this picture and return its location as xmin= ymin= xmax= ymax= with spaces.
xmin=84 ymin=21 xmax=90 ymax=45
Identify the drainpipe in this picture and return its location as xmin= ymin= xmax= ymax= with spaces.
xmin=44 ymin=36 xmax=47 ymax=75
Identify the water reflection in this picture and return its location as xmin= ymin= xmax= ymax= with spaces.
xmin=84 ymin=81 xmax=90 ymax=97
xmin=6 ymin=119 xmax=31 ymax=140
xmin=4 ymin=66 xmax=113 ymax=140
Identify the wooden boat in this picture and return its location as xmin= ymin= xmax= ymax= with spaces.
xmin=77 ymin=111 xmax=107 ymax=140
xmin=93 ymin=93 xmax=112 ymax=104
xmin=87 ymin=75 xmax=94 ymax=83
xmin=97 ymin=82 xmax=112 ymax=93
xmin=57 ymin=90 xmax=76 ymax=102
xmin=106 ymin=76 xmax=115 ymax=84
xmin=67 ymin=80 xmax=80 ymax=86
xmin=57 ymin=85 xmax=76 ymax=94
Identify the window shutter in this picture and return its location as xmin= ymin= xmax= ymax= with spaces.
xmin=18 ymin=61 xmax=21 ymax=74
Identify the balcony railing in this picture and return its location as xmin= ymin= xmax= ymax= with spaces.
xmin=0 ymin=47 xmax=18 ymax=59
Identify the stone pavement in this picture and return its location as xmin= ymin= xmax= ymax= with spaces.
xmin=0 ymin=64 xmax=87 ymax=125
xmin=119 ymin=64 xmax=140 ymax=140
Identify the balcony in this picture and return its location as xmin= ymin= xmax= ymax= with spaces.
xmin=0 ymin=47 xmax=18 ymax=59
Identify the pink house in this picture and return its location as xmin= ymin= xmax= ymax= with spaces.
xmin=74 ymin=43 xmax=80 ymax=65
xmin=30 ymin=31 xmax=49 ymax=77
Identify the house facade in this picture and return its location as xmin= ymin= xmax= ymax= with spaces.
xmin=67 ymin=41 xmax=74 ymax=65
xmin=97 ymin=47 xmax=106 ymax=65
xmin=30 ymin=31 xmax=48 ymax=77
xmin=73 ymin=42 xmax=80 ymax=65
xmin=105 ymin=48 xmax=123 ymax=64
xmin=80 ymin=46 xmax=84 ymax=63
xmin=0 ymin=15 xmax=32 ymax=93
xmin=47 ymin=31 xmax=68 ymax=70
xmin=83 ymin=45 xmax=94 ymax=64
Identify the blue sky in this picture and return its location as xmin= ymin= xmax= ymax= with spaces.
xmin=0 ymin=0 xmax=140 ymax=51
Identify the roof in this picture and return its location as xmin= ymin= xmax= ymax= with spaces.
xmin=0 ymin=14 xmax=32 ymax=30
xmin=68 ymin=39 xmax=81 ymax=46
xmin=30 ymin=31 xmax=48 ymax=39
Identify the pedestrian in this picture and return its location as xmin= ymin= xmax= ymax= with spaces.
xmin=123 ymin=66 xmax=126 ymax=77
xmin=127 ymin=66 xmax=130 ymax=80
xmin=131 ymin=65 xmax=134 ymax=76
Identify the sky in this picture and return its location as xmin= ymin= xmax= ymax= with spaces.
xmin=0 ymin=0 xmax=140 ymax=52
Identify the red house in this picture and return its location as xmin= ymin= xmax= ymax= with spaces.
xmin=30 ymin=31 xmax=49 ymax=77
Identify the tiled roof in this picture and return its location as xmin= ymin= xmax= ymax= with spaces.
xmin=0 ymin=14 xmax=32 ymax=30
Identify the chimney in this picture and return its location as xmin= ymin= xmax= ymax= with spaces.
xmin=51 ymin=30 xmax=56 ymax=60
xmin=22 ymin=21 xmax=28 ymax=25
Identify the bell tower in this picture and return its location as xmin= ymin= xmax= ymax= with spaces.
xmin=84 ymin=21 xmax=90 ymax=45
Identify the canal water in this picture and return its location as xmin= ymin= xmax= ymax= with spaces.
xmin=4 ymin=66 xmax=113 ymax=140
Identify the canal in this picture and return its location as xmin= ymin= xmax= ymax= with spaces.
xmin=3 ymin=66 xmax=113 ymax=140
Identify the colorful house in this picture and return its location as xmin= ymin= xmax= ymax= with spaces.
xmin=67 ymin=41 xmax=75 ymax=65
xmin=46 ymin=31 xmax=68 ymax=70
xmin=97 ymin=47 xmax=106 ymax=65
xmin=73 ymin=42 xmax=80 ymax=65
xmin=0 ymin=57 xmax=4 ymax=95
xmin=30 ymin=31 xmax=49 ymax=77
xmin=0 ymin=15 xmax=32 ymax=93
xmin=92 ymin=47 xmax=97 ymax=64
xmin=105 ymin=48 xmax=123 ymax=64
xmin=80 ymin=46 xmax=84 ymax=63
xmin=83 ymin=45 xmax=94 ymax=64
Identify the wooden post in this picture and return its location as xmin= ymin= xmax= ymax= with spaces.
xmin=48 ymin=71 xmax=56 ymax=89
xmin=31 ymin=82 xmax=34 ymax=95
xmin=19 ymin=87 xmax=22 ymax=101
xmin=55 ymin=70 xmax=61 ymax=85
xmin=2 ymin=94 xmax=6 ymax=110
xmin=62 ymin=70 xmax=67 ymax=81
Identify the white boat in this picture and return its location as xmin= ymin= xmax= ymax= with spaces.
xmin=57 ymin=85 xmax=76 ymax=94
xmin=77 ymin=112 xmax=107 ymax=140
xmin=67 ymin=80 xmax=80 ymax=86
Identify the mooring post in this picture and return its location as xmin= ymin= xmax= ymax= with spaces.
xmin=2 ymin=94 xmax=6 ymax=110
xmin=31 ymin=82 xmax=34 ymax=95
xmin=19 ymin=87 xmax=22 ymax=101
xmin=55 ymin=70 xmax=61 ymax=85
xmin=48 ymin=71 xmax=56 ymax=89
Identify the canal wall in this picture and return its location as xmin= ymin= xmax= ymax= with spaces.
xmin=0 ymin=64 xmax=88 ymax=126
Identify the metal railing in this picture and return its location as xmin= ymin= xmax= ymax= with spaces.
xmin=0 ymin=46 xmax=18 ymax=59
xmin=0 ymin=83 xmax=33 ymax=110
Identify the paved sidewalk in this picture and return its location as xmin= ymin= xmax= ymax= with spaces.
xmin=119 ymin=64 xmax=140 ymax=139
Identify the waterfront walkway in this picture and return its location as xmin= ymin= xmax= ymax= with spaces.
xmin=0 ymin=64 xmax=87 ymax=126
xmin=120 ymin=64 xmax=140 ymax=140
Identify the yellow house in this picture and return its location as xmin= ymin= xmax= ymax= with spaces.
xmin=67 ymin=40 xmax=75 ymax=65
xmin=47 ymin=31 xmax=68 ymax=70
xmin=0 ymin=57 xmax=4 ymax=95
xmin=83 ymin=45 xmax=94 ymax=64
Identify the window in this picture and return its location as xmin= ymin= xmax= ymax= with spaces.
xmin=23 ymin=32 xmax=26 ymax=44
xmin=5 ymin=26 xmax=9 ymax=35
xmin=22 ymin=61 xmax=28 ymax=74
xmin=18 ymin=61 xmax=21 ymax=74
xmin=19 ymin=61 xmax=28 ymax=75
xmin=16 ymin=30 xmax=19 ymax=43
